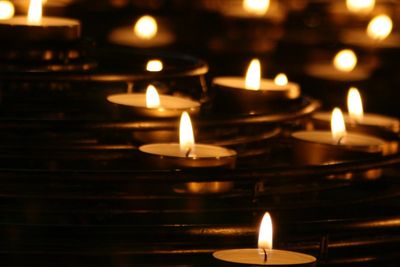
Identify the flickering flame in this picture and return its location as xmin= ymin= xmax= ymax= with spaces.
xmin=333 ymin=49 xmax=357 ymax=72
xmin=258 ymin=212 xmax=273 ymax=250
xmin=134 ymin=15 xmax=158 ymax=40
xmin=28 ymin=0 xmax=42 ymax=25
xmin=0 ymin=1 xmax=14 ymax=20
xmin=146 ymin=85 xmax=161 ymax=108
xmin=331 ymin=108 xmax=347 ymax=143
xmin=274 ymin=73 xmax=288 ymax=86
xmin=146 ymin=59 xmax=163 ymax=72
xmin=346 ymin=0 xmax=375 ymax=14
xmin=243 ymin=0 xmax=270 ymax=16
xmin=367 ymin=15 xmax=393 ymax=41
xmin=179 ymin=112 xmax=195 ymax=156
xmin=347 ymin=87 xmax=364 ymax=123
xmin=245 ymin=59 xmax=261 ymax=90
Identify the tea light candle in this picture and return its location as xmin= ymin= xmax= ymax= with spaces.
xmin=293 ymin=108 xmax=385 ymax=166
xmin=139 ymin=112 xmax=236 ymax=168
xmin=212 ymin=59 xmax=301 ymax=113
xmin=107 ymin=84 xmax=200 ymax=118
xmin=0 ymin=0 xmax=80 ymax=42
xmin=213 ymin=212 xmax=316 ymax=266
xmin=108 ymin=15 xmax=174 ymax=48
xmin=340 ymin=15 xmax=400 ymax=49
xmin=139 ymin=112 xmax=236 ymax=194
xmin=305 ymin=49 xmax=372 ymax=82
xmin=313 ymin=87 xmax=400 ymax=134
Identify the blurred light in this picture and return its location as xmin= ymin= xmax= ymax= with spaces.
xmin=367 ymin=15 xmax=393 ymax=41
xmin=0 ymin=1 xmax=14 ymax=20
xmin=333 ymin=49 xmax=357 ymax=72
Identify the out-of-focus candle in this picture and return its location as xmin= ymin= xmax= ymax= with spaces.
xmin=0 ymin=0 xmax=81 ymax=42
xmin=306 ymin=49 xmax=372 ymax=81
xmin=109 ymin=15 xmax=174 ymax=48
xmin=213 ymin=212 xmax=317 ymax=266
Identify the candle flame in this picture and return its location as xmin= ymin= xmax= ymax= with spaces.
xmin=28 ymin=0 xmax=42 ymax=25
xmin=258 ymin=212 xmax=273 ymax=250
xmin=146 ymin=85 xmax=161 ymax=108
xmin=245 ymin=59 xmax=261 ymax=90
xmin=146 ymin=59 xmax=163 ymax=72
xmin=243 ymin=0 xmax=270 ymax=16
xmin=333 ymin=49 xmax=357 ymax=72
xmin=274 ymin=73 xmax=288 ymax=86
xmin=367 ymin=15 xmax=393 ymax=41
xmin=331 ymin=108 xmax=347 ymax=143
xmin=0 ymin=1 xmax=14 ymax=20
xmin=347 ymin=87 xmax=364 ymax=123
xmin=346 ymin=0 xmax=375 ymax=14
xmin=179 ymin=112 xmax=195 ymax=156
xmin=134 ymin=15 xmax=158 ymax=40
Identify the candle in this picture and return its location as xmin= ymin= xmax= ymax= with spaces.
xmin=108 ymin=15 xmax=174 ymax=48
xmin=107 ymin=84 xmax=200 ymax=118
xmin=305 ymin=49 xmax=373 ymax=82
xmin=0 ymin=0 xmax=80 ymax=42
xmin=139 ymin=112 xmax=236 ymax=194
xmin=340 ymin=14 xmax=400 ymax=49
xmin=311 ymin=87 xmax=399 ymax=154
xmin=293 ymin=108 xmax=386 ymax=166
xmin=213 ymin=212 xmax=316 ymax=266
xmin=212 ymin=59 xmax=301 ymax=113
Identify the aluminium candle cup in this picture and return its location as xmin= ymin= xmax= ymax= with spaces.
xmin=139 ymin=143 xmax=237 ymax=194
xmin=0 ymin=17 xmax=81 ymax=43
xmin=213 ymin=248 xmax=316 ymax=267
xmin=311 ymin=112 xmax=400 ymax=154
xmin=212 ymin=77 xmax=301 ymax=114
xmin=291 ymin=131 xmax=386 ymax=180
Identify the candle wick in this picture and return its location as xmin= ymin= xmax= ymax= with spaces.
xmin=263 ymin=248 xmax=268 ymax=263
xmin=185 ymin=148 xmax=192 ymax=158
xmin=337 ymin=136 xmax=345 ymax=145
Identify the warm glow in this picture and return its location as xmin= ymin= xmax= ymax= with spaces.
xmin=134 ymin=15 xmax=158 ymax=40
xmin=28 ymin=0 xmax=42 ymax=25
xmin=146 ymin=85 xmax=161 ymax=108
xmin=245 ymin=59 xmax=261 ymax=90
xmin=274 ymin=73 xmax=288 ymax=86
xmin=146 ymin=59 xmax=163 ymax=72
xmin=347 ymin=87 xmax=364 ymax=123
xmin=179 ymin=112 xmax=195 ymax=155
xmin=243 ymin=0 xmax=270 ymax=16
xmin=0 ymin=1 xmax=14 ymax=20
xmin=346 ymin=0 xmax=375 ymax=14
xmin=333 ymin=49 xmax=357 ymax=72
xmin=258 ymin=212 xmax=273 ymax=250
xmin=367 ymin=15 xmax=393 ymax=41
xmin=331 ymin=108 xmax=347 ymax=143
